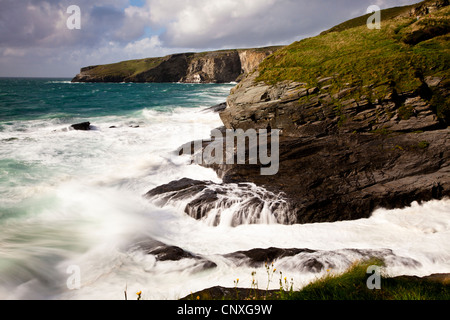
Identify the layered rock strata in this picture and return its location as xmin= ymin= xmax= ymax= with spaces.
xmin=72 ymin=47 xmax=281 ymax=84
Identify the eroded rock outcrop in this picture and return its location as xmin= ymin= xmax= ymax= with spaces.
xmin=142 ymin=0 xmax=449 ymax=225
xmin=72 ymin=47 xmax=281 ymax=84
xmin=215 ymin=68 xmax=450 ymax=223
xmin=145 ymin=178 xmax=295 ymax=227
xmin=212 ymin=1 xmax=450 ymax=223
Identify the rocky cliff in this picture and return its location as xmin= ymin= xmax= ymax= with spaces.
xmin=72 ymin=47 xmax=281 ymax=84
xmin=147 ymin=0 xmax=450 ymax=225
xmin=214 ymin=0 xmax=450 ymax=223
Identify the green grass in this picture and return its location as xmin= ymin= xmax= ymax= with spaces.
xmin=288 ymin=261 xmax=449 ymax=300
xmin=86 ymin=57 xmax=165 ymax=79
xmin=256 ymin=2 xmax=450 ymax=104
xmin=321 ymin=4 xmax=417 ymax=35
xmin=184 ymin=260 xmax=449 ymax=301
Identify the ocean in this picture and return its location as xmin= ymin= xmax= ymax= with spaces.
xmin=0 ymin=78 xmax=449 ymax=300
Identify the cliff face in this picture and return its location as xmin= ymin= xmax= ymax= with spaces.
xmin=181 ymin=51 xmax=242 ymax=83
xmin=219 ymin=69 xmax=449 ymax=223
xmin=212 ymin=0 xmax=450 ymax=223
xmin=72 ymin=47 xmax=281 ymax=83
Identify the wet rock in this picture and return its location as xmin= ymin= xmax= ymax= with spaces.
xmin=203 ymin=102 xmax=227 ymax=113
xmin=71 ymin=122 xmax=91 ymax=131
xmin=219 ymin=130 xmax=449 ymax=224
xmin=225 ymin=248 xmax=314 ymax=267
xmin=145 ymin=178 xmax=211 ymax=199
xmin=215 ymin=69 xmax=450 ymax=224
xmin=146 ymin=178 xmax=295 ymax=226
xmin=130 ymin=239 xmax=217 ymax=269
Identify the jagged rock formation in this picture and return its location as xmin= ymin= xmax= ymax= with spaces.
xmin=214 ymin=0 xmax=450 ymax=223
xmin=145 ymin=178 xmax=295 ymax=227
xmin=142 ymin=0 xmax=449 ymax=225
xmin=72 ymin=47 xmax=281 ymax=84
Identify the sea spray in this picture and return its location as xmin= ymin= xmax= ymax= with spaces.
xmin=0 ymin=79 xmax=449 ymax=300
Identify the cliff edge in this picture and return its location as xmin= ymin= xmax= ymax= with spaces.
xmin=71 ymin=47 xmax=281 ymax=84
xmin=214 ymin=0 xmax=449 ymax=223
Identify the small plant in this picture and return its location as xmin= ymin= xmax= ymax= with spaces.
xmin=398 ymin=104 xmax=415 ymax=120
xmin=265 ymin=262 xmax=276 ymax=298
xmin=250 ymin=271 xmax=259 ymax=299
xmin=417 ymin=141 xmax=430 ymax=149
xmin=278 ymin=271 xmax=295 ymax=299
xmin=234 ymin=278 xmax=240 ymax=300
xmin=430 ymin=87 xmax=450 ymax=123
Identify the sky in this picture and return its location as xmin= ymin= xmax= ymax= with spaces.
xmin=0 ymin=0 xmax=421 ymax=78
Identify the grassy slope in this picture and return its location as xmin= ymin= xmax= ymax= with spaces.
xmin=320 ymin=4 xmax=417 ymax=35
xmin=184 ymin=261 xmax=449 ymax=301
xmin=84 ymin=57 xmax=165 ymax=79
xmin=289 ymin=262 xmax=449 ymax=300
xmin=256 ymin=2 xmax=449 ymax=109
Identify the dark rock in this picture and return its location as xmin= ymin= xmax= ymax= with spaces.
xmin=139 ymin=240 xmax=197 ymax=261
xmin=204 ymin=102 xmax=227 ymax=113
xmin=180 ymin=286 xmax=280 ymax=300
xmin=130 ymin=239 xmax=217 ymax=269
xmin=185 ymin=189 xmax=220 ymax=221
xmin=146 ymin=178 xmax=295 ymax=226
xmin=422 ymin=273 xmax=450 ymax=284
xmin=145 ymin=178 xmax=211 ymax=199
xmin=303 ymin=258 xmax=325 ymax=273
xmin=214 ymin=69 xmax=450 ymax=224
xmin=402 ymin=25 xmax=450 ymax=46
xmin=182 ymin=272 xmax=450 ymax=300
xmin=163 ymin=113 xmax=448 ymax=225
xmin=224 ymin=247 xmax=314 ymax=267
xmin=215 ymin=130 xmax=449 ymax=224
xmin=71 ymin=122 xmax=91 ymax=131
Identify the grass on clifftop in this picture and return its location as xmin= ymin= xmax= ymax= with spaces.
xmin=81 ymin=46 xmax=283 ymax=80
xmin=86 ymin=57 xmax=165 ymax=79
xmin=186 ymin=260 xmax=450 ymax=301
xmin=256 ymin=2 xmax=450 ymax=104
xmin=289 ymin=261 xmax=449 ymax=301
xmin=320 ymin=4 xmax=417 ymax=35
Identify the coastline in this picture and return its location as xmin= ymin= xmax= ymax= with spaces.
xmin=144 ymin=102 xmax=450 ymax=301
xmin=143 ymin=0 xmax=450 ymax=297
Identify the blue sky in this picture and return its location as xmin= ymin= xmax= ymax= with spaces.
xmin=129 ymin=0 xmax=146 ymax=7
xmin=0 ymin=0 xmax=421 ymax=77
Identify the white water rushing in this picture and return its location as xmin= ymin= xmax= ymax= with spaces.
xmin=0 ymin=94 xmax=449 ymax=300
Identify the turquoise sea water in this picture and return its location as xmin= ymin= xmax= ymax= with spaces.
xmin=0 ymin=78 xmax=232 ymax=216
xmin=0 ymin=78 xmax=230 ymax=121
xmin=0 ymin=78 xmax=449 ymax=300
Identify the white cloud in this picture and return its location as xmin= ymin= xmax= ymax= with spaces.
xmin=124 ymin=35 xmax=166 ymax=56
xmin=0 ymin=0 xmax=423 ymax=77
xmin=142 ymin=0 xmax=423 ymax=49
xmin=144 ymin=0 xmax=284 ymax=48
xmin=2 ymin=48 xmax=27 ymax=57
